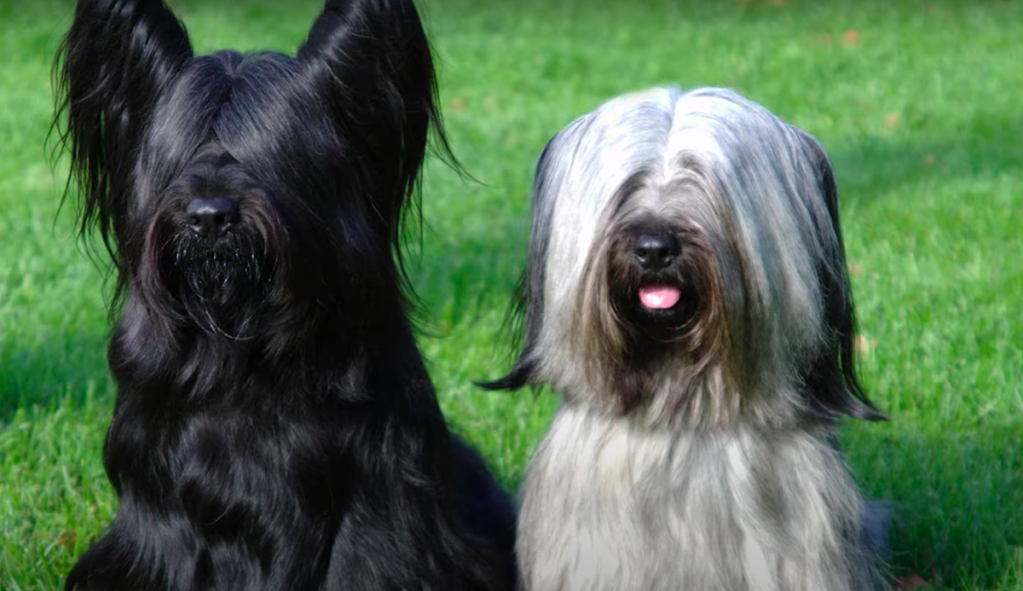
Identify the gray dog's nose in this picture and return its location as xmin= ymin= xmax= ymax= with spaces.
xmin=186 ymin=198 xmax=238 ymax=236
xmin=634 ymin=233 xmax=679 ymax=270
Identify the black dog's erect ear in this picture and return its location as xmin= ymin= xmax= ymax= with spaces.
xmin=298 ymin=0 xmax=446 ymax=243
xmin=54 ymin=0 xmax=193 ymax=258
xmin=792 ymin=128 xmax=885 ymax=422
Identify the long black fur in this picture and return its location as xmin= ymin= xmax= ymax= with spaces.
xmin=53 ymin=1 xmax=515 ymax=589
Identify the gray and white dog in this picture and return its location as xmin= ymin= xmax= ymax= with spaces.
xmin=485 ymin=87 xmax=888 ymax=591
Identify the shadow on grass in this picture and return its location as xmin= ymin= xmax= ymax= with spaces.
xmin=848 ymin=420 xmax=1022 ymax=590
xmin=829 ymin=113 xmax=1023 ymax=206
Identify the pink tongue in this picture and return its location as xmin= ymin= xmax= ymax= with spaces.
xmin=638 ymin=285 xmax=681 ymax=309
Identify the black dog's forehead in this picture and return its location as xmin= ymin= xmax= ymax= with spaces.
xmin=142 ymin=50 xmax=340 ymax=198
xmin=186 ymin=50 xmax=299 ymax=98
xmin=166 ymin=147 xmax=254 ymax=195
xmin=153 ymin=51 xmax=323 ymax=143
xmin=204 ymin=54 xmax=323 ymax=134
xmin=186 ymin=145 xmax=238 ymax=169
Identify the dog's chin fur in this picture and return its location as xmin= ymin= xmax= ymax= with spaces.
xmin=54 ymin=1 xmax=515 ymax=590
xmin=485 ymin=87 xmax=888 ymax=591
xmin=143 ymin=146 xmax=280 ymax=339
xmin=578 ymin=216 xmax=728 ymax=422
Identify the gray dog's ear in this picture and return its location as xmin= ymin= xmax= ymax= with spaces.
xmin=478 ymin=127 xmax=576 ymax=392
xmin=480 ymin=114 xmax=602 ymax=392
xmin=55 ymin=0 xmax=193 ymax=256
xmin=480 ymin=113 xmax=589 ymax=396
xmin=789 ymin=125 xmax=885 ymax=421
xmin=790 ymin=127 xmax=841 ymax=231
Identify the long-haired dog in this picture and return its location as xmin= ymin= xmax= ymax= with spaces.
xmin=485 ymin=87 xmax=887 ymax=591
xmin=53 ymin=1 xmax=515 ymax=589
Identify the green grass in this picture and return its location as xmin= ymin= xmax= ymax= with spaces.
xmin=1 ymin=0 xmax=1021 ymax=588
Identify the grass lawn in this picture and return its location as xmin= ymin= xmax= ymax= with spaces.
xmin=1 ymin=0 xmax=1021 ymax=588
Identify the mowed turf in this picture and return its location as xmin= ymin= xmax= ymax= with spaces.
xmin=1 ymin=0 xmax=1020 ymax=588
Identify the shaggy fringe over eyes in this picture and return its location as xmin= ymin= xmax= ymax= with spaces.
xmin=52 ymin=1 xmax=516 ymax=590
xmin=52 ymin=0 xmax=459 ymax=314
xmin=576 ymin=213 xmax=728 ymax=415
xmin=484 ymin=86 xmax=882 ymax=424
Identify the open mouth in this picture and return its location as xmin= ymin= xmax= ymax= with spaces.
xmin=637 ymin=284 xmax=681 ymax=310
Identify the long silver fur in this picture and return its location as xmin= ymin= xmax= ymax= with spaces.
xmin=495 ymin=87 xmax=886 ymax=591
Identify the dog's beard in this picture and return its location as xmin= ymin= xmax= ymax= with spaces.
xmin=164 ymin=229 xmax=270 ymax=339
xmin=576 ymin=228 xmax=726 ymax=416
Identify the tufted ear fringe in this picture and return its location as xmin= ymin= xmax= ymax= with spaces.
xmin=54 ymin=0 xmax=194 ymax=261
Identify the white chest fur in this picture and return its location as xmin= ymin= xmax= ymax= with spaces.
xmin=517 ymin=406 xmax=871 ymax=591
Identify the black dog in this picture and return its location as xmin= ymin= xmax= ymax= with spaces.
xmin=54 ymin=1 xmax=515 ymax=589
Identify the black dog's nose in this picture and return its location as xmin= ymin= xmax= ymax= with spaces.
xmin=634 ymin=233 xmax=679 ymax=270
xmin=186 ymin=198 xmax=238 ymax=236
